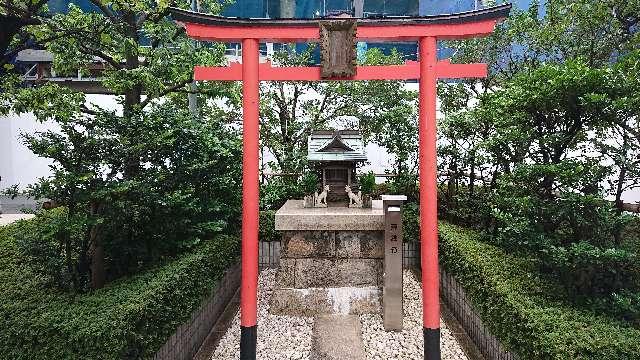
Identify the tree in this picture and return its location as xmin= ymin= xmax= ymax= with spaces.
xmin=346 ymin=48 xmax=418 ymax=176
xmin=0 ymin=0 xmax=48 ymax=71
xmin=437 ymin=5 xmax=529 ymax=199
xmin=431 ymin=0 xmax=640 ymax=301
xmin=259 ymin=46 xmax=417 ymax=176
xmin=259 ymin=46 xmax=352 ymax=175
xmin=5 ymin=0 xmax=241 ymax=290
xmin=597 ymin=51 xmax=640 ymax=218
xmin=438 ymin=0 xmax=640 ymax=215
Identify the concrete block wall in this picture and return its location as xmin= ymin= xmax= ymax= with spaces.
xmin=277 ymin=230 xmax=384 ymax=289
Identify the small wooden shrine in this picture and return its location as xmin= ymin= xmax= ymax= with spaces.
xmin=307 ymin=130 xmax=367 ymax=203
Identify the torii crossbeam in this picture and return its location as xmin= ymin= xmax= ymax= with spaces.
xmin=171 ymin=5 xmax=510 ymax=360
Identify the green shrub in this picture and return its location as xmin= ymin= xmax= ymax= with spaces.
xmin=358 ymin=171 xmax=376 ymax=194
xmin=12 ymin=106 xmax=243 ymax=290
xmin=585 ymin=290 xmax=640 ymax=328
xmin=388 ymin=173 xmax=418 ymax=202
xmin=10 ymin=207 xmax=83 ymax=290
xmin=372 ymin=182 xmax=390 ymax=198
xmin=547 ymin=241 xmax=638 ymax=297
xmin=300 ymin=172 xmax=319 ymax=195
xmin=259 ymin=210 xmax=279 ymax=242
xmin=438 ymin=185 xmax=494 ymax=229
xmin=610 ymin=291 xmax=640 ymax=327
xmin=439 ymin=222 xmax=640 ymax=359
xmin=260 ymin=177 xmax=304 ymax=210
xmin=490 ymin=184 xmax=637 ymax=296
xmin=0 ymin=219 xmax=240 ymax=360
xmin=403 ymin=202 xmax=420 ymax=243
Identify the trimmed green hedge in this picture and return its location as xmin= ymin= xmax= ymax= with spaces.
xmin=0 ymin=219 xmax=239 ymax=360
xmin=259 ymin=210 xmax=279 ymax=242
xmin=439 ymin=222 xmax=640 ymax=359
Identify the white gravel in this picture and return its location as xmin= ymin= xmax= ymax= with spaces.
xmin=211 ymin=269 xmax=468 ymax=360
xmin=211 ymin=269 xmax=314 ymax=360
xmin=360 ymin=270 xmax=468 ymax=360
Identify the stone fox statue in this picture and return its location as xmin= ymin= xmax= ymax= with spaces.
xmin=315 ymin=185 xmax=330 ymax=207
xmin=345 ymin=185 xmax=362 ymax=206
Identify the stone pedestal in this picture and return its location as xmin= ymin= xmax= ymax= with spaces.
xmin=271 ymin=200 xmax=385 ymax=316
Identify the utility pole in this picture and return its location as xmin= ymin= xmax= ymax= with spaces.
xmin=188 ymin=0 xmax=199 ymax=117
xmin=353 ymin=0 xmax=364 ymax=17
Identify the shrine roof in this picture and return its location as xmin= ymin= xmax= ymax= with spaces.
xmin=169 ymin=4 xmax=511 ymax=28
xmin=308 ymin=130 xmax=367 ymax=162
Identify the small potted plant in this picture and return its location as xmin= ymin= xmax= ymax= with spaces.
xmin=300 ymin=172 xmax=319 ymax=208
xmin=358 ymin=171 xmax=376 ymax=208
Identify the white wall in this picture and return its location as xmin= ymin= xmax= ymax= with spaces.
xmin=0 ymin=112 xmax=56 ymax=190
xmin=1 ymin=89 xmax=639 ymax=203
xmin=0 ymin=94 xmax=119 ymax=190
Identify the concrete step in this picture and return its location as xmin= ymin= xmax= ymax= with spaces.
xmin=311 ymin=315 xmax=366 ymax=360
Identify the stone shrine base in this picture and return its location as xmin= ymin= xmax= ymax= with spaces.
xmin=271 ymin=200 xmax=385 ymax=316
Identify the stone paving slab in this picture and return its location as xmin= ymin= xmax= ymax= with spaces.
xmin=209 ymin=269 xmax=471 ymax=360
xmin=311 ymin=315 xmax=366 ymax=360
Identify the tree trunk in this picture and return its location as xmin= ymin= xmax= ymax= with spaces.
xmin=488 ymin=167 xmax=500 ymax=192
xmin=613 ymin=133 xmax=629 ymax=244
xmin=0 ymin=16 xmax=26 ymax=68
xmin=122 ymin=11 xmax=142 ymax=179
xmin=615 ymin=167 xmax=627 ymax=216
xmin=447 ymin=158 xmax=457 ymax=204
xmin=615 ymin=133 xmax=629 ymax=216
xmin=89 ymin=201 xmax=106 ymax=289
xmin=123 ymin=11 xmax=141 ymax=117
xmin=0 ymin=19 xmax=16 ymax=64
xmin=469 ymin=151 xmax=476 ymax=197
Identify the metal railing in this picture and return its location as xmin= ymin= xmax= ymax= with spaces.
xmin=440 ymin=269 xmax=518 ymax=360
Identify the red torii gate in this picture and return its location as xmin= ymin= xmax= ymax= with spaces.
xmin=171 ymin=5 xmax=510 ymax=360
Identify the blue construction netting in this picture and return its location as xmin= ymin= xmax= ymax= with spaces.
xmin=49 ymin=0 xmax=525 ymax=18
xmin=48 ymin=0 xmax=96 ymax=13
xmin=44 ymin=1 xmax=530 ymax=68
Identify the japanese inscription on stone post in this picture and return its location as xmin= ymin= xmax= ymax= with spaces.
xmin=382 ymin=195 xmax=407 ymax=331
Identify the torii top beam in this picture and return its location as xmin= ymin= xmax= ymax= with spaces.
xmin=170 ymin=4 xmax=512 ymax=43
xmin=170 ymin=5 xmax=511 ymax=82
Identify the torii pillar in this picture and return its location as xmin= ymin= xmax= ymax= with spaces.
xmin=171 ymin=4 xmax=511 ymax=359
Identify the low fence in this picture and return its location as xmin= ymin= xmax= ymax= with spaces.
xmin=440 ymin=269 xmax=518 ymax=360
xmin=153 ymin=263 xmax=241 ymax=360
xmin=259 ymin=240 xmax=281 ymax=269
